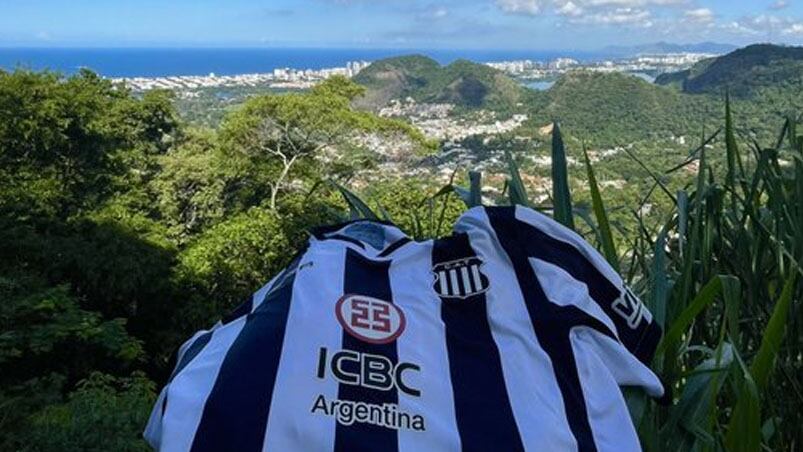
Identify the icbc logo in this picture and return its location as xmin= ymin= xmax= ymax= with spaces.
xmin=335 ymin=294 xmax=406 ymax=344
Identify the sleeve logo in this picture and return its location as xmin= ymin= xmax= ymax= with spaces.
xmin=335 ymin=295 xmax=406 ymax=344
xmin=432 ymin=257 xmax=490 ymax=299
xmin=611 ymin=286 xmax=646 ymax=329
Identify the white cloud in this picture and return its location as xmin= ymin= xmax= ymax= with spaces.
xmin=715 ymin=14 xmax=803 ymax=37
xmin=584 ymin=0 xmax=685 ymax=6
xmin=721 ymin=20 xmax=762 ymax=36
xmin=770 ymin=0 xmax=789 ymax=10
xmin=495 ymin=0 xmax=686 ymax=19
xmin=684 ymin=8 xmax=714 ymax=23
xmin=556 ymin=1 xmax=584 ymax=16
xmin=496 ymin=0 xmax=544 ymax=16
xmin=572 ymin=7 xmax=652 ymax=25
xmin=783 ymin=23 xmax=803 ymax=35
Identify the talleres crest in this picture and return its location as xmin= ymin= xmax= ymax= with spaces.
xmin=432 ymin=257 xmax=490 ymax=299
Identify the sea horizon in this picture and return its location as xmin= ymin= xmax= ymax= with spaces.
xmin=0 ymin=47 xmax=608 ymax=78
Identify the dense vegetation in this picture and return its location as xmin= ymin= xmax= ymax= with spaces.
xmin=656 ymin=44 xmax=803 ymax=97
xmin=353 ymin=54 xmax=524 ymax=111
xmin=526 ymin=71 xmax=714 ymax=144
xmin=0 ymin=70 xmax=443 ymax=450
xmin=1 ymin=59 xmax=801 ymax=451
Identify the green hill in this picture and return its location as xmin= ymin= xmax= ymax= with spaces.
xmin=353 ymin=55 xmax=524 ymax=110
xmin=655 ymin=43 xmax=803 ymax=97
xmin=529 ymin=71 xmax=712 ymax=143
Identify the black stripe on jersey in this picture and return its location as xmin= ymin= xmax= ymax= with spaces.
xmin=221 ymin=297 xmax=254 ymax=325
xmin=508 ymin=210 xmax=661 ymax=365
xmin=487 ymin=206 xmax=617 ymax=452
xmin=432 ymin=233 xmax=525 ymax=452
xmin=377 ymin=237 xmax=412 ymax=257
xmin=168 ymin=331 xmax=213 ymax=384
xmin=162 ymin=330 xmax=214 ymax=416
xmin=189 ymin=259 xmax=299 ymax=452
xmin=334 ymin=248 xmax=399 ymax=452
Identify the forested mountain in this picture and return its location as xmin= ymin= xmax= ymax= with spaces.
xmin=353 ymin=55 xmax=524 ymax=110
xmin=527 ymin=71 xmax=713 ymax=143
xmin=656 ymin=43 xmax=803 ymax=97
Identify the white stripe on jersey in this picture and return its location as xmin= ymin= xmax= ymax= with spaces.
xmin=457 ymin=208 xmax=579 ymax=451
xmin=576 ymin=326 xmax=664 ymax=397
xmin=528 ymin=257 xmax=619 ymax=336
xmin=448 ymin=269 xmax=460 ymax=297
xmin=161 ymin=317 xmax=247 ymax=452
xmin=514 ymin=206 xmax=625 ymax=294
xmin=438 ymin=271 xmax=448 ymax=296
xmin=251 ymin=271 xmax=284 ymax=311
xmin=571 ymin=327 xmax=642 ymax=452
xmin=148 ymin=206 xmax=665 ymax=451
xmin=262 ymin=244 xmax=345 ymax=451
xmin=390 ymin=244 xmax=462 ymax=451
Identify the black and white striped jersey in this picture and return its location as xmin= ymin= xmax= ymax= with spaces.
xmin=145 ymin=205 xmax=664 ymax=452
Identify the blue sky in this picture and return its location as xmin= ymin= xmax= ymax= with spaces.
xmin=2 ymin=0 xmax=802 ymax=49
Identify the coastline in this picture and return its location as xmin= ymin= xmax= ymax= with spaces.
xmin=109 ymin=51 xmax=713 ymax=92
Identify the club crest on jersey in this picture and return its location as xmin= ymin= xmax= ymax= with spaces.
xmin=432 ymin=257 xmax=490 ymax=299
xmin=335 ymin=295 xmax=406 ymax=344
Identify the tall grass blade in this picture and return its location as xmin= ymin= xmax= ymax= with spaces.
xmin=725 ymin=347 xmax=762 ymax=452
xmin=550 ymin=122 xmax=575 ymax=229
xmin=724 ymin=91 xmax=743 ymax=191
xmin=622 ymin=145 xmax=678 ymax=205
xmin=748 ymin=272 xmax=797 ymax=390
xmin=331 ymin=181 xmax=379 ymax=220
xmin=505 ymin=150 xmax=530 ymax=207
xmin=582 ymin=145 xmax=619 ymax=271
xmin=657 ymin=275 xmax=723 ymax=357
xmin=677 ymin=190 xmax=689 ymax=259
xmin=468 ymin=171 xmax=482 ymax=207
xmin=664 ymin=129 xmax=721 ymax=174
xmin=725 ymin=273 xmax=797 ymax=449
xmin=650 ymin=228 xmax=669 ymax=329
xmin=662 ymin=343 xmax=734 ymax=450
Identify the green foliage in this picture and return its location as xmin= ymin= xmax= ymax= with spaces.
xmin=151 ymin=128 xmax=229 ymax=241
xmin=528 ymin=71 xmax=714 ymax=146
xmin=656 ymin=44 xmax=803 ymax=98
xmin=582 ymin=144 xmax=618 ymax=271
xmin=361 ymin=177 xmax=465 ymax=240
xmin=176 ymin=207 xmax=293 ymax=316
xmin=25 ymin=372 xmax=155 ymax=452
xmin=353 ymin=55 xmax=524 ymax=111
xmin=218 ymin=76 xmax=431 ymax=209
xmin=1 ymin=62 xmax=801 ymax=451
xmin=550 ymin=122 xmax=575 ymax=230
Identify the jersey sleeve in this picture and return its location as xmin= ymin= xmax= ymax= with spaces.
xmin=504 ymin=205 xmax=664 ymax=397
xmin=143 ymin=271 xmax=287 ymax=449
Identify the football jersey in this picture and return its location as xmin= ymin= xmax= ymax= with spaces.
xmin=144 ymin=205 xmax=664 ymax=452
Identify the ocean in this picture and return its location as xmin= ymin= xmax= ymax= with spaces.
xmin=0 ymin=47 xmax=604 ymax=78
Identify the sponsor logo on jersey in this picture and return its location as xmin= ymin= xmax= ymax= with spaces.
xmin=335 ymin=295 xmax=406 ymax=344
xmin=310 ymin=394 xmax=426 ymax=432
xmin=313 ymin=347 xmax=426 ymax=431
xmin=432 ymin=257 xmax=490 ymax=299
xmin=612 ymin=286 xmax=647 ymax=329
xmin=316 ymin=347 xmax=421 ymax=397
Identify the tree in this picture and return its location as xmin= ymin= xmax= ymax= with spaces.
xmin=219 ymin=76 xmax=430 ymax=210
